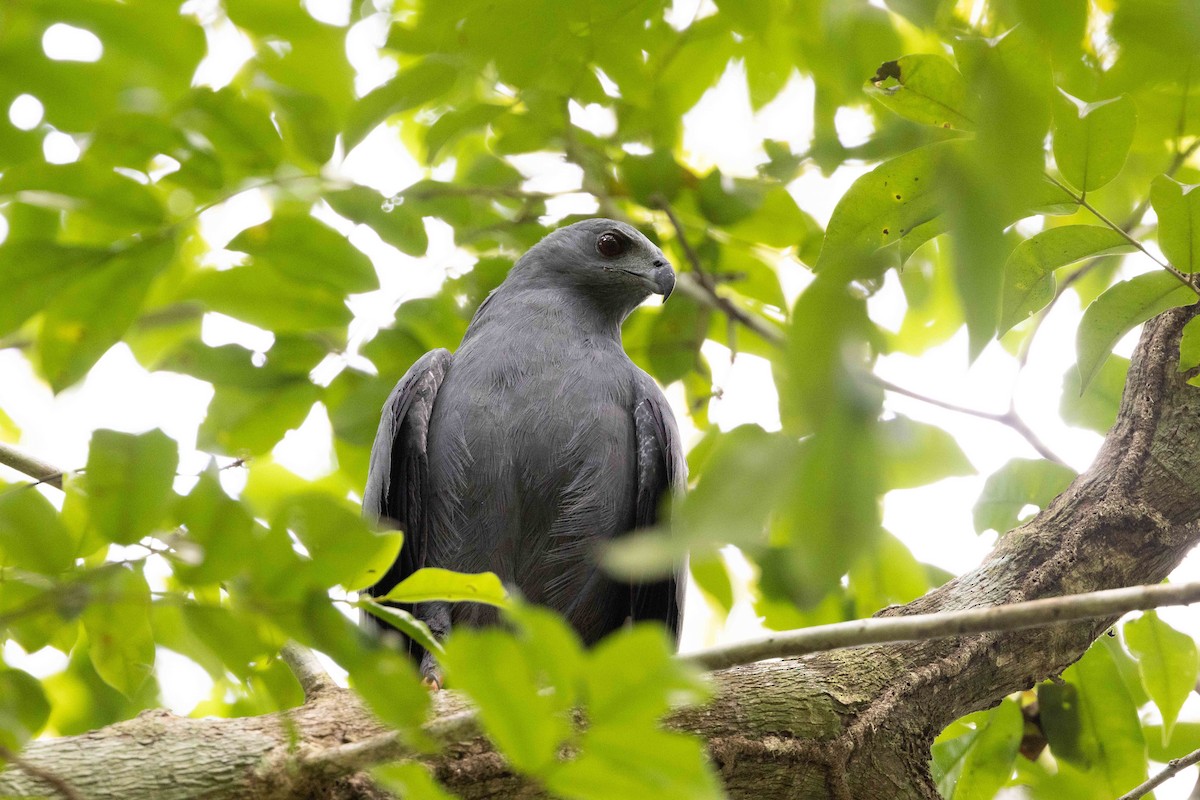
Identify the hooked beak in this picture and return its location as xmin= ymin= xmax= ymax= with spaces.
xmin=650 ymin=263 xmax=675 ymax=302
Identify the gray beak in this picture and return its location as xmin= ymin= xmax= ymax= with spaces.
xmin=652 ymin=263 xmax=675 ymax=301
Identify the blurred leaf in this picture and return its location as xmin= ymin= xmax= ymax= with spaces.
xmin=197 ymin=382 xmax=321 ymax=457
xmin=1040 ymin=639 xmax=1148 ymax=792
xmin=83 ymin=567 xmax=156 ymax=697
xmin=84 ymin=429 xmax=179 ymax=545
xmin=1060 ymin=356 xmax=1129 ymax=434
xmin=378 ymin=567 xmax=509 ymax=607
xmin=184 ymin=266 xmax=353 ymax=333
xmin=0 ymin=242 xmax=108 ymax=337
xmin=1000 ymin=226 xmax=1135 ymax=334
xmin=973 ymin=458 xmax=1077 ymax=535
xmin=1076 ymin=271 xmax=1195 ymax=392
xmin=277 ymin=494 xmax=403 ymax=591
xmin=622 ymin=151 xmax=686 ymax=206
xmin=346 ymin=58 xmax=460 ymax=149
xmin=0 ymin=161 xmax=164 ymax=230
xmin=0 ymin=669 xmax=50 ymax=750
xmin=696 ymin=170 xmax=763 ymax=226
xmin=1052 ymin=91 xmax=1137 ymax=193
xmin=729 ymin=187 xmax=820 ymax=250
xmin=1151 ymin=175 xmax=1200 ymax=273
xmin=228 ymin=213 xmax=378 ymax=295
xmin=1124 ymin=611 xmax=1199 ymax=743
xmin=372 ymin=763 xmax=457 ymax=800
xmin=866 ymin=55 xmax=973 ymax=131
xmin=878 ymin=415 xmax=974 ymax=490
xmin=359 ymin=600 xmax=443 ymax=655
xmin=326 ymin=186 xmax=429 ymax=257
xmin=37 ymin=237 xmax=175 ymax=392
xmin=173 ymin=468 xmax=256 ymax=586
xmin=689 ymin=554 xmax=734 ymax=616
xmin=0 ymin=484 xmax=77 ymax=574
xmin=932 ymin=699 xmax=1022 ymax=799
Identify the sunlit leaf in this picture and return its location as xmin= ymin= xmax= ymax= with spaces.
xmin=932 ymin=699 xmax=1022 ymax=799
xmin=378 ymin=567 xmax=509 ymax=607
xmin=1000 ymin=226 xmax=1135 ymax=334
xmin=1060 ymin=356 xmax=1128 ymax=434
xmin=866 ymin=54 xmax=973 ymax=131
xmin=228 ymin=213 xmax=378 ymax=295
xmin=0 ymin=483 xmax=77 ymax=574
xmin=83 ymin=567 xmax=156 ymax=698
xmin=0 ymin=669 xmax=51 ymax=750
xmin=973 ymin=458 xmax=1077 ymax=535
xmin=1052 ymin=90 xmax=1136 ymax=193
xmin=878 ymin=415 xmax=974 ymax=490
xmin=84 ymin=429 xmax=179 ymax=545
xmin=345 ymin=58 xmax=460 ymax=149
xmin=1124 ymin=611 xmax=1198 ymax=743
xmin=1076 ymin=270 xmax=1195 ymax=392
xmin=1151 ymin=175 xmax=1200 ymax=273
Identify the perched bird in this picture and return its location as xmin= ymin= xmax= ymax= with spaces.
xmin=362 ymin=218 xmax=684 ymax=686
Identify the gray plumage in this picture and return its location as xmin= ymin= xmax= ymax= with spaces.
xmin=363 ymin=219 xmax=685 ymax=683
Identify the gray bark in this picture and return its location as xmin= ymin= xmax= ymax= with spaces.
xmin=2 ymin=305 xmax=1199 ymax=799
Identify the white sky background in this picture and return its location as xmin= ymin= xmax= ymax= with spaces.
xmin=4 ymin=1 xmax=1200 ymax=794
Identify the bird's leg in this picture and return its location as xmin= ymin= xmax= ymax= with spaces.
xmin=417 ymin=601 xmax=451 ymax=690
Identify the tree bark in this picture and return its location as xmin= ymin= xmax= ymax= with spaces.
xmin=2 ymin=305 xmax=1199 ymax=800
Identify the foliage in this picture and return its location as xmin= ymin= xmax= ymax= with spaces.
xmin=1 ymin=0 xmax=1199 ymax=797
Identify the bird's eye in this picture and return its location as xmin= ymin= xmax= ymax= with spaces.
xmin=596 ymin=231 xmax=626 ymax=258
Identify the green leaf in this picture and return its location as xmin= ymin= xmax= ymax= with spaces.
xmin=689 ymin=554 xmax=734 ymax=616
xmin=197 ymin=382 xmax=321 ymax=457
xmin=1052 ymin=90 xmax=1137 ymax=193
xmin=816 ymin=141 xmax=960 ymax=281
xmin=359 ymin=600 xmax=444 ymax=655
xmin=0 ymin=241 xmax=108 ymax=337
xmin=0 ymin=669 xmax=51 ymax=750
xmin=325 ymin=186 xmax=429 ymax=257
xmin=184 ymin=266 xmax=353 ymax=333
xmin=1076 ymin=270 xmax=1196 ymax=392
xmin=696 ymin=170 xmax=763 ymax=226
xmin=1040 ymin=639 xmax=1148 ymax=792
xmin=372 ymin=763 xmax=457 ymax=800
xmin=0 ymin=161 xmax=164 ymax=229
xmin=1060 ymin=356 xmax=1129 ymax=434
xmin=37 ymin=237 xmax=174 ymax=392
xmin=84 ymin=429 xmax=179 ymax=545
xmin=424 ymin=102 xmax=509 ymax=163
xmin=582 ymin=625 xmax=709 ymax=726
xmin=228 ymin=214 xmax=378 ymax=295
xmin=973 ymin=458 xmax=1077 ymax=535
xmin=0 ymin=484 xmax=77 ymax=574
xmin=439 ymin=625 xmax=573 ymax=774
xmin=932 ymin=699 xmax=1023 ymax=799
xmin=1000 ymin=226 xmax=1136 ymax=334
xmin=277 ymin=494 xmax=402 ymax=591
xmin=878 ymin=415 xmax=974 ymax=490
xmin=547 ymin=726 xmax=722 ymax=800
xmin=377 ymin=567 xmax=509 ymax=607
xmin=83 ymin=567 xmax=156 ymax=697
xmin=173 ymin=468 xmax=256 ymax=586
xmin=1151 ymin=175 xmax=1200 ymax=273
xmin=1124 ymin=611 xmax=1199 ymax=743
xmin=866 ymin=55 xmax=973 ymax=131
xmin=345 ymin=58 xmax=460 ymax=149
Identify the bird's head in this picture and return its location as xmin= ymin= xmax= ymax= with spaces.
xmin=509 ymin=218 xmax=676 ymax=316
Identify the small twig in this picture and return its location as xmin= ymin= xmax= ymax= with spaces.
xmin=299 ymin=709 xmax=480 ymax=774
xmin=873 ymin=377 xmax=1068 ymax=465
xmin=684 ymin=581 xmax=1200 ymax=672
xmin=1047 ymin=174 xmax=1197 ymax=290
xmin=1117 ymin=746 xmax=1200 ymax=800
xmin=279 ymin=642 xmax=336 ymax=700
xmin=0 ymin=442 xmax=66 ymax=490
xmin=0 ymin=744 xmax=86 ymax=800
xmin=652 ymin=197 xmax=785 ymax=347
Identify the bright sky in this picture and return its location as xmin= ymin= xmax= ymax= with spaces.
xmin=5 ymin=4 xmax=1200 ymax=794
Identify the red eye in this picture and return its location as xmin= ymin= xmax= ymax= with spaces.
xmin=597 ymin=231 xmax=626 ymax=258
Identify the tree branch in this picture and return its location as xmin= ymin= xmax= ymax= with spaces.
xmin=1118 ymin=746 xmax=1200 ymax=800
xmin=0 ymin=442 xmax=65 ymax=489
xmin=685 ymin=581 xmax=1200 ymax=672
xmin=279 ymin=642 xmax=337 ymax=700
